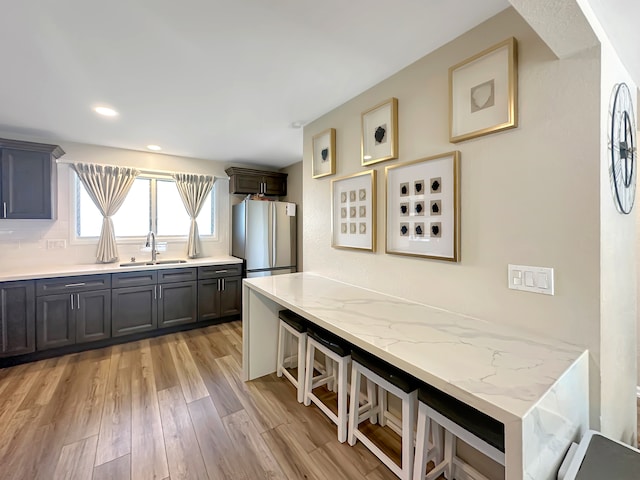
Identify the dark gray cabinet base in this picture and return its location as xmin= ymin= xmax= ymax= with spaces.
xmin=0 ymin=281 xmax=35 ymax=357
xmin=198 ymin=276 xmax=242 ymax=321
xmin=159 ymin=281 xmax=197 ymax=328
xmin=111 ymin=285 xmax=158 ymax=337
xmin=1 ymin=263 xmax=241 ymax=368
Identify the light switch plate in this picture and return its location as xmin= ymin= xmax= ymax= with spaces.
xmin=508 ymin=264 xmax=554 ymax=295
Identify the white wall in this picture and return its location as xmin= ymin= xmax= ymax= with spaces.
xmin=303 ymin=8 xmax=611 ymax=429
xmin=579 ymin=0 xmax=639 ymax=444
xmin=0 ymin=139 xmax=231 ymax=269
xmin=599 ymin=40 xmax=638 ymax=445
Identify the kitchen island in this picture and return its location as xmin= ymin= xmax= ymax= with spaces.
xmin=242 ymin=272 xmax=589 ymax=480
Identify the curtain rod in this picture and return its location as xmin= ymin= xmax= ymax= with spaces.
xmin=55 ymin=158 xmax=229 ymax=180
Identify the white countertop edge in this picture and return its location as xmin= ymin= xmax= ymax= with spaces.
xmin=0 ymin=256 xmax=243 ymax=282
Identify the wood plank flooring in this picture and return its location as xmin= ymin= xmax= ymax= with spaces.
xmin=0 ymin=321 xmax=402 ymax=480
xmin=1 ymin=321 xmax=638 ymax=480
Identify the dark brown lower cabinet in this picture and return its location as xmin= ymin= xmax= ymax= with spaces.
xmin=158 ymin=281 xmax=197 ymax=328
xmin=219 ymin=276 xmax=242 ymax=317
xmin=0 ymin=281 xmax=35 ymax=357
xmin=37 ymin=289 xmax=112 ymax=350
xmin=111 ymin=285 xmax=158 ymax=337
xmin=76 ymin=290 xmax=111 ymax=343
xmin=37 ymin=293 xmax=75 ymax=350
xmin=198 ymin=275 xmax=242 ymax=321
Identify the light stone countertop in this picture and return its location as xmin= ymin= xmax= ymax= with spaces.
xmin=243 ymin=272 xmax=587 ymax=423
xmin=0 ymin=255 xmax=242 ymax=283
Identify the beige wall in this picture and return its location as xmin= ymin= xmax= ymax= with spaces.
xmin=281 ymin=161 xmax=303 ymax=271
xmin=303 ymin=7 xmax=619 ymax=431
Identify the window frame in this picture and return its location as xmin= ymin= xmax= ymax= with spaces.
xmin=69 ymin=170 xmax=219 ymax=245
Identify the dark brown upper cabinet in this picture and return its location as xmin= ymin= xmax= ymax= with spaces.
xmin=0 ymin=138 xmax=65 ymax=220
xmin=225 ymin=167 xmax=287 ymax=196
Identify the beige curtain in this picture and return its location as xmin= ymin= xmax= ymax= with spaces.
xmin=72 ymin=163 xmax=140 ymax=263
xmin=172 ymin=173 xmax=216 ymax=258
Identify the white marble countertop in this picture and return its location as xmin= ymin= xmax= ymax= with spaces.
xmin=244 ymin=272 xmax=587 ymax=423
xmin=0 ymin=255 xmax=242 ymax=282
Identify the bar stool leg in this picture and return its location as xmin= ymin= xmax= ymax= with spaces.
xmin=366 ymin=378 xmax=378 ymax=425
xmin=348 ymin=361 xmax=361 ymax=446
xmin=337 ymin=356 xmax=349 ymax=443
xmin=443 ymin=430 xmax=455 ymax=480
xmin=276 ymin=323 xmax=286 ymax=377
xmin=296 ymin=330 xmax=306 ymax=403
xmin=379 ymin=387 xmax=387 ymax=427
xmin=414 ymin=402 xmax=429 ymax=480
xmin=401 ymin=390 xmax=417 ymax=480
xmin=303 ymin=341 xmax=315 ymax=407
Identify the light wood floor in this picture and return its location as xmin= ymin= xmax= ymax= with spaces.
xmin=0 ymin=321 xmax=408 ymax=480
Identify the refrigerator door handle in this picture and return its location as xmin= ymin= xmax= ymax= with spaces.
xmin=267 ymin=202 xmax=273 ymax=268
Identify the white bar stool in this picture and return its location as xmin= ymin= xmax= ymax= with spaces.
xmin=276 ymin=310 xmax=308 ymax=403
xmin=303 ymin=326 xmax=352 ymax=443
xmin=347 ymin=349 xmax=418 ymax=480
xmin=413 ymin=384 xmax=505 ymax=480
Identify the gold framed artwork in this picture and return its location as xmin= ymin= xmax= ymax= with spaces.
xmin=449 ymin=37 xmax=517 ymax=143
xmin=385 ymin=151 xmax=460 ymax=261
xmin=312 ymin=128 xmax=336 ymax=179
xmin=331 ymin=169 xmax=377 ymax=251
xmin=361 ymin=98 xmax=398 ymax=166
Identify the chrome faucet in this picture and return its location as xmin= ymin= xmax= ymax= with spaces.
xmin=145 ymin=231 xmax=157 ymax=263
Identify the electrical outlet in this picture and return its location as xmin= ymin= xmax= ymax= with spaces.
xmin=508 ymin=264 xmax=554 ymax=295
xmin=46 ymin=239 xmax=67 ymax=249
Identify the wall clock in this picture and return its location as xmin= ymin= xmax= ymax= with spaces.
xmin=609 ymin=82 xmax=637 ymax=214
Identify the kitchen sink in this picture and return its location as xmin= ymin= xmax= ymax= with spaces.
xmin=119 ymin=259 xmax=188 ymax=267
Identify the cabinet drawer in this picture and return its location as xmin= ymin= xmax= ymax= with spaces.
xmin=36 ymin=274 xmax=111 ymax=296
xmin=112 ymin=270 xmax=158 ymax=288
xmin=198 ymin=263 xmax=242 ymax=279
xmin=158 ymin=267 xmax=197 ymax=284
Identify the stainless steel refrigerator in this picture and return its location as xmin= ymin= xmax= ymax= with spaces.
xmin=232 ymin=199 xmax=297 ymax=278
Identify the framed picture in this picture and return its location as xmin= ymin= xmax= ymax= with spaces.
xmin=331 ymin=169 xmax=377 ymax=251
xmin=361 ymin=98 xmax=398 ymax=166
xmin=385 ymin=151 xmax=460 ymax=261
xmin=312 ymin=128 xmax=336 ymax=178
xmin=449 ymin=37 xmax=517 ymax=143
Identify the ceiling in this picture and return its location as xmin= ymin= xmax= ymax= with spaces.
xmin=2 ymin=1 xmax=638 ymax=170
xmin=0 ymin=0 xmax=510 ymax=169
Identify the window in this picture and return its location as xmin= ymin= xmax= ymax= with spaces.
xmin=75 ymin=175 xmax=215 ymax=239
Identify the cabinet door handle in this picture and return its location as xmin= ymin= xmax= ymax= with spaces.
xmin=215 ymin=270 xmax=228 ymax=274
xmin=222 ymin=278 xmax=225 ymax=291
xmin=65 ymin=282 xmax=86 ymax=288
xmin=2 ymin=202 xmax=6 ymax=218
xmin=154 ymin=285 xmax=157 ymax=300
xmin=70 ymin=294 xmax=74 ymax=310
xmin=159 ymin=285 xmax=162 ymax=299
xmin=77 ymin=294 xmax=80 ymax=309
xmin=217 ymin=279 xmax=221 ymax=291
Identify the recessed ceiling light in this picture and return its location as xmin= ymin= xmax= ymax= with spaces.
xmin=94 ymin=106 xmax=119 ymax=117
xmin=147 ymin=145 xmax=162 ymax=151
